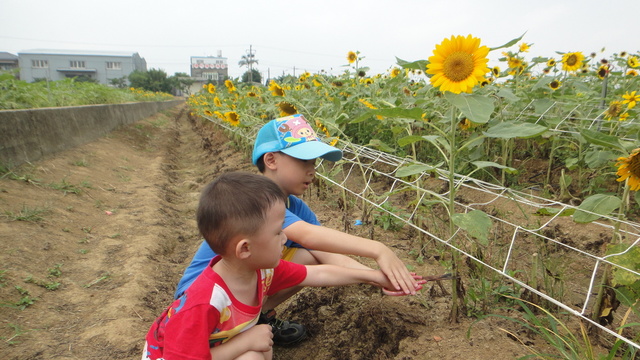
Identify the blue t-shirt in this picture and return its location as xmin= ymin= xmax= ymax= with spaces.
xmin=173 ymin=195 xmax=320 ymax=299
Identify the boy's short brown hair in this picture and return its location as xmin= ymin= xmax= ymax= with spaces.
xmin=197 ymin=172 xmax=286 ymax=254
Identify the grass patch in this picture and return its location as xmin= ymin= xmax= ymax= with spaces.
xmin=3 ymin=205 xmax=49 ymax=222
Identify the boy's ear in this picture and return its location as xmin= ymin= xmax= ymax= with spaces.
xmin=235 ymin=238 xmax=252 ymax=260
xmin=262 ymin=152 xmax=278 ymax=170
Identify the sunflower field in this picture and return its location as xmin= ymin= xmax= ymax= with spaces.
xmin=188 ymin=34 xmax=640 ymax=356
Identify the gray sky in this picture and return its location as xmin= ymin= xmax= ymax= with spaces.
xmin=2 ymin=0 xmax=639 ymax=79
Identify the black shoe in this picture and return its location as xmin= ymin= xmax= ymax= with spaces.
xmin=258 ymin=309 xmax=307 ymax=346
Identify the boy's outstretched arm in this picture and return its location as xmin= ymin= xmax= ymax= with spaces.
xmin=300 ymin=264 xmax=394 ymax=290
xmin=285 ymin=221 xmax=418 ymax=295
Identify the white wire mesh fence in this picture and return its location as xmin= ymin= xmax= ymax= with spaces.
xmin=202 ymin=114 xmax=640 ymax=351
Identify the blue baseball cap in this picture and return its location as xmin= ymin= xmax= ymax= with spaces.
xmin=252 ymin=114 xmax=343 ymax=165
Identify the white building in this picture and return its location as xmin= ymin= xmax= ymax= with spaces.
xmin=190 ymin=51 xmax=228 ymax=88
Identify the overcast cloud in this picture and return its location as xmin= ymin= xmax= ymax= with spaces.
xmin=2 ymin=0 xmax=639 ymax=79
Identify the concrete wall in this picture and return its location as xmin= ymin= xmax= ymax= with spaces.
xmin=0 ymin=100 xmax=184 ymax=166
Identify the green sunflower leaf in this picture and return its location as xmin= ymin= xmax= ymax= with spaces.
xmin=483 ymin=122 xmax=547 ymax=139
xmin=471 ymin=161 xmax=518 ymax=174
xmin=489 ymin=32 xmax=526 ymax=51
xmin=452 ymin=210 xmax=492 ymax=246
xmin=606 ymin=244 xmax=640 ymax=287
xmin=396 ymin=57 xmax=429 ymax=70
xmin=397 ymin=135 xmax=426 ymax=147
xmin=366 ymin=139 xmax=395 ymax=153
xmin=396 ymin=164 xmax=442 ymax=178
xmin=579 ymin=128 xmax=626 ymax=152
xmin=573 ymin=194 xmax=622 ymax=223
xmin=443 ymin=93 xmax=494 ymax=124
xmin=535 ymin=207 xmax=575 ymax=216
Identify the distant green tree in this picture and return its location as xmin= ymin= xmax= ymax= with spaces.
xmin=169 ymin=72 xmax=195 ymax=95
xmin=128 ymin=68 xmax=172 ymax=93
xmin=241 ymin=69 xmax=262 ymax=84
xmin=109 ymin=76 xmax=128 ymax=88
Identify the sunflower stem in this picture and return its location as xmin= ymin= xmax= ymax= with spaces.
xmin=447 ymin=105 xmax=461 ymax=323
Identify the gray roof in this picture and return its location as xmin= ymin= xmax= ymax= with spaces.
xmin=18 ymin=49 xmax=139 ymax=57
xmin=0 ymin=52 xmax=18 ymax=61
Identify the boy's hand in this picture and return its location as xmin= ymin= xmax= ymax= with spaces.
xmin=381 ymin=273 xmax=427 ymax=296
xmin=245 ymin=324 xmax=274 ymax=352
xmin=375 ymin=246 xmax=420 ymax=295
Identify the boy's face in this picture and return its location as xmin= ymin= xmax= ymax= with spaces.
xmin=270 ymin=152 xmax=317 ymax=196
xmin=247 ymin=200 xmax=287 ymax=268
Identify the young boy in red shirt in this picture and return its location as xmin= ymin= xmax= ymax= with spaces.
xmin=142 ymin=172 xmax=419 ymax=359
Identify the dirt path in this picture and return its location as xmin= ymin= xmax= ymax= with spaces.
xmin=0 ymin=106 xmax=532 ymax=359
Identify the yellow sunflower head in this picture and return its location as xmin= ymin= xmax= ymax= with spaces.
xmin=519 ymin=42 xmax=531 ymax=53
xmin=507 ymin=56 xmax=523 ymax=69
xmin=616 ymin=148 xmax=640 ymax=191
xmin=622 ymin=91 xmax=639 ymax=109
xmin=561 ymin=52 xmax=585 ymax=72
xmin=224 ymin=111 xmax=240 ymax=126
xmin=619 ymin=113 xmax=630 ymax=121
xmin=604 ymin=101 xmax=623 ymax=120
xmin=628 ymin=56 xmax=639 ymax=68
xmin=458 ymin=117 xmax=472 ymax=130
xmin=358 ymin=98 xmax=377 ymax=109
xmin=207 ymin=83 xmax=216 ymax=94
xmin=547 ymin=59 xmax=556 ymax=67
xmin=214 ymin=97 xmax=222 ymax=107
xmin=347 ymin=51 xmax=358 ymax=64
xmin=548 ymin=79 xmax=562 ymax=91
xmin=277 ymin=101 xmax=298 ymax=117
xmin=597 ymin=65 xmax=609 ymax=80
xmin=390 ymin=67 xmax=402 ymax=78
xmin=224 ymin=80 xmax=236 ymax=92
xmin=627 ymin=69 xmax=638 ymax=77
xmin=426 ymin=35 xmax=490 ymax=94
xmin=491 ymin=66 xmax=500 ymax=76
xmin=268 ymin=81 xmax=285 ymax=97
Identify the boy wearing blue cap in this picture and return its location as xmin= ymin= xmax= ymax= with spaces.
xmin=175 ymin=114 xmax=421 ymax=345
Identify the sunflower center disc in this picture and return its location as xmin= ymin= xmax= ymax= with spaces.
xmin=443 ymin=52 xmax=474 ymax=82
xmin=566 ymin=54 xmax=578 ymax=66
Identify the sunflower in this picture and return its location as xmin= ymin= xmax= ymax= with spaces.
xmin=390 ymin=67 xmax=402 ymax=78
xmin=548 ymin=79 xmax=562 ymax=90
xmin=519 ymin=42 xmax=530 ymax=53
xmin=268 ymin=81 xmax=285 ymax=96
xmin=299 ymin=72 xmax=311 ymax=82
xmin=605 ymin=101 xmax=623 ymax=120
xmin=597 ymin=65 xmax=609 ymax=80
xmin=204 ymin=110 xmax=213 ymax=116
xmin=458 ymin=117 xmax=472 ymax=130
xmin=507 ymin=56 xmax=523 ymax=69
xmin=622 ymin=91 xmax=639 ymax=109
xmin=542 ymin=68 xmax=551 ymax=74
xmin=628 ymin=56 xmax=639 ymax=68
xmin=561 ymin=52 xmax=585 ymax=72
xmin=358 ymin=98 xmax=377 ymax=109
xmin=627 ymin=69 xmax=639 ymax=76
xmin=491 ymin=66 xmax=500 ymax=76
xmin=619 ymin=113 xmax=630 ymax=121
xmin=207 ymin=83 xmax=216 ymax=94
xmin=214 ymin=97 xmax=222 ymax=107
xmin=426 ymin=34 xmax=490 ymax=94
xmin=312 ymin=79 xmax=322 ymax=87
xmin=214 ymin=111 xmax=224 ymax=120
xmin=277 ymin=101 xmax=298 ymax=117
xmin=224 ymin=80 xmax=236 ymax=92
xmin=547 ymin=59 xmax=556 ymax=67
xmin=347 ymin=51 xmax=357 ymax=64
xmin=620 ymin=51 xmax=628 ymax=57
xmin=616 ymin=148 xmax=640 ymax=191
xmin=247 ymin=91 xmax=258 ymax=97
xmin=224 ymin=111 xmax=240 ymax=126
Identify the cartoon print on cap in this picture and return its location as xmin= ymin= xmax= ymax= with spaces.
xmin=276 ymin=115 xmax=319 ymax=148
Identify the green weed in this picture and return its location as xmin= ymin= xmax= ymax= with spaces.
xmin=1 ymin=323 xmax=37 ymax=345
xmin=3 ymin=205 xmax=49 ymax=222
xmin=83 ymin=272 xmax=110 ymax=288
xmin=49 ymin=178 xmax=82 ymax=195
xmin=71 ymin=158 xmax=89 ymax=167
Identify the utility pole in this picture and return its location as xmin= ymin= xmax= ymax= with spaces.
xmin=246 ymin=45 xmax=256 ymax=83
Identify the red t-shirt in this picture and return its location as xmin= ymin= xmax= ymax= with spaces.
xmin=143 ymin=256 xmax=307 ymax=360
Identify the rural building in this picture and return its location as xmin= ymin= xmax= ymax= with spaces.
xmin=189 ymin=51 xmax=228 ymax=92
xmin=18 ymin=49 xmax=147 ymax=85
xmin=0 ymin=52 xmax=19 ymax=73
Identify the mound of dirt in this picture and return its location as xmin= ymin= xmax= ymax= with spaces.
xmin=0 ymin=106 xmax=533 ymax=359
